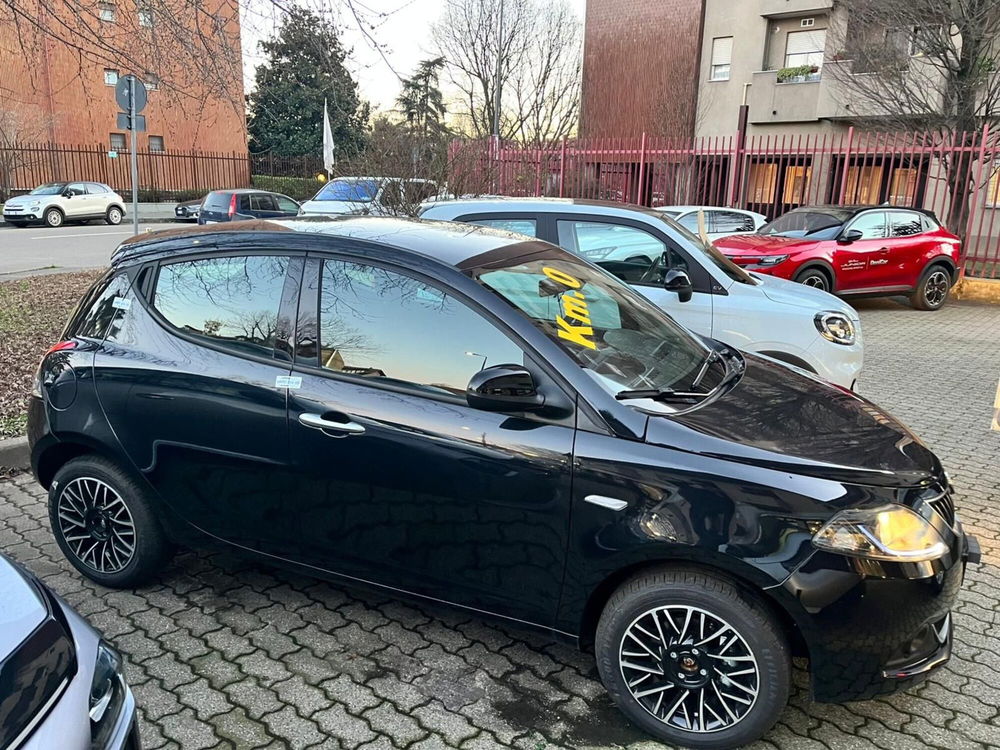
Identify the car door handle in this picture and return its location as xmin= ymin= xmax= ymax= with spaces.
xmin=298 ymin=412 xmax=366 ymax=435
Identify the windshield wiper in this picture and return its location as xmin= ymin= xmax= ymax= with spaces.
xmin=614 ymin=389 xmax=707 ymax=401
xmin=690 ymin=349 xmax=721 ymax=389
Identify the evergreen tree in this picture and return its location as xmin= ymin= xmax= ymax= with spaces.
xmin=396 ymin=57 xmax=448 ymax=141
xmin=247 ymin=9 xmax=369 ymax=157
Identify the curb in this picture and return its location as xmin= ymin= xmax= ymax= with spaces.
xmin=0 ymin=436 xmax=29 ymax=471
xmin=955 ymin=277 xmax=1000 ymax=305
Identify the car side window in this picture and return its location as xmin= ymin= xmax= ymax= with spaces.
xmin=153 ymin=255 xmax=290 ymax=357
xmin=318 ymin=259 xmax=525 ymax=397
xmin=276 ymin=196 xmax=299 ymax=213
xmin=890 ymin=212 xmax=923 ymax=237
xmin=556 ymin=219 xmax=669 ymax=285
xmin=847 ymin=211 xmax=887 ymax=240
xmin=73 ymin=273 xmax=131 ymax=340
xmin=86 ymin=182 xmax=107 ymax=195
xmin=239 ymin=195 xmax=251 ymax=212
xmin=714 ymin=210 xmax=755 ymax=233
xmin=676 ymin=213 xmax=700 ymax=231
xmin=251 ymin=194 xmax=277 ymax=211
xmin=467 ymin=218 xmax=537 ymax=237
xmin=66 ymin=183 xmax=87 ymax=197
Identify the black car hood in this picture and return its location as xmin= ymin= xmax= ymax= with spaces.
xmin=645 ymin=354 xmax=939 ymax=488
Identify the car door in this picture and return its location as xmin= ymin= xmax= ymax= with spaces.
xmin=282 ymin=255 xmax=575 ymax=624
xmin=62 ymin=182 xmax=89 ymax=217
xmin=86 ymin=183 xmax=110 ymax=215
xmin=884 ymin=210 xmax=928 ymax=288
xmin=834 ymin=210 xmax=890 ymax=290
xmin=93 ymin=251 xmax=298 ymax=548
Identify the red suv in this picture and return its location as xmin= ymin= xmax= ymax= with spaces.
xmin=714 ymin=206 xmax=961 ymax=310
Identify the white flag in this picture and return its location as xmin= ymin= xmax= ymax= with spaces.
xmin=322 ymin=98 xmax=335 ymax=174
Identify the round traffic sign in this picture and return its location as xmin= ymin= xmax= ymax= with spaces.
xmin=114 ymin=74 xmax=148 ymax=113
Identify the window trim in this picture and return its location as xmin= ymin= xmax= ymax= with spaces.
xmin=295 ymin=249 xmax=578 ymax=416
xmin=143 ymin=249 xmax=301 ymax=369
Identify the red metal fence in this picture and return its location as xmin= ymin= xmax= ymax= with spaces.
xmin=451 ymin=127 xmax=1000 ymax=279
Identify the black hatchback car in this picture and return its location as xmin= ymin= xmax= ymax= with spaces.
xmin=28 ymin=217 xmax=978 ymax=748
xmin=197 ymin=189 xmax=300 ymax=224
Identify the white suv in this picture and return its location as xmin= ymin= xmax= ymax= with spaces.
xmin=2 ymin=182 xmax=126 ymax=228
xmin=419 ymin=198 xmax=863 ymax=389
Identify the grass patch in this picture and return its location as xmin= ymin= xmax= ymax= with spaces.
xmin=0 ymin=270 xmax=102 ymax=439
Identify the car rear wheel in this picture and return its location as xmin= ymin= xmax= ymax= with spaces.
xmin=910 ymin=265 xmax=952 ymax=311
xmin=44 ymin=207 xmax=64 ymax=228
xmin=106 ymin=206 xmax=123 ymax=225
xmin=793 ymin=267 xmax=831 ymax=292
xmin=49 ymin=456 xmax=172 ymax=587
xmin=595 ymin=568 xmax=790 ymax=749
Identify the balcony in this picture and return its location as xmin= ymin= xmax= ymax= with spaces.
xmin=748 ymin=69 xmax=824 ymax=124
xmin=760 ymin=0 xmax=833 ymax=17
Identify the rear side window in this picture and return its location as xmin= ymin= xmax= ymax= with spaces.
xmin=466 ymin=218 xmax=537 ymax=237
xmin=251 ymin=194 xmax=277 ymax=211
xmin=153 ymin=255 xmax=290 ymax=357
xmin=712 ymin=211 xmax=756 ymax=233
xmin=69 ymin=273 xmax=131 ymax=340
xmin=890 ymin=212 xmax=923 ymax=237
xmin=86 ymin=182 xmax=108 ymax=194
xmin=202 ymin=192 xmax=230 ymax=210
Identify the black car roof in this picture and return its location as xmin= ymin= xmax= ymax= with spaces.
xmin=788 ymin=204 xmax=939 ymax=220
xmin=111 ymin=215 xmax=536 ymax=269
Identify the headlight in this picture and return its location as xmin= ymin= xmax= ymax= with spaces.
xmin=756 ymin=254 xmax=788 ymax=266
xmin=90 ymin=641 xmax=126 ymax=745
xmin=813 ymin=504 xmax=948 ymax=562
xmin=814 ymin=311 xmax=856 ymax=345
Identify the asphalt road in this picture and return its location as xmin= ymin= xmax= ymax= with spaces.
xmin=0 ymin=222 xmax=178 ymax=278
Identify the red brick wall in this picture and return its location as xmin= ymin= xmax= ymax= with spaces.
xmin=0 ymin=0 xmax=247 ymax=153
xmin=580 ymin=0 xmax=704 ymax=138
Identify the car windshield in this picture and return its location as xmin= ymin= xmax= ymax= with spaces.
xmin=466 ymin=252 xmax=719 ymax=407
xmin=654 ymin=214 xmax=757 ymax=285
xmin=759 ymin=209 xmax=851 ymax=239
xmin=29 ymin=183 xmax=67 ymax=196
xmin=314 ymin=179 xmax=379 ymax=202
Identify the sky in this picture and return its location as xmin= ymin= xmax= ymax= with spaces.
xmin=241 ymin=0 xmax=588 ymax=115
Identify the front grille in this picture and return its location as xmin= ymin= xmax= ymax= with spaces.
xmin=921 ymin=485 xmax=956 ymax=527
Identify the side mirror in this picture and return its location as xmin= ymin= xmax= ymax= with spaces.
xmin=663 ymin=268 xmax=694 ymax=303
xmin=839 ymin=229 xmax=863 ymax=244
xmin=62 ymin=191 xmax=73 ymax=199
xmin=467 ymin=364 xmax=545 ymax=411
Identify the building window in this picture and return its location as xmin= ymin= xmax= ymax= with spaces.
xmin=784 ymin=29 xmax=826 ymax=80
xmin=782 ymin=165 xmax=812 ymax=204
xmin=747 ymin=162 xmax=777 ymax=204
xmin=143 ymin=74 xmax=159 ymax=91
xmin=98 ymin=2 xmax=116 ymax=22
xmin=987 ymin=160 xmax=1000 ymax=207
xmin=137 ymin=3 xmax=154 ymax=27
xmin=109 ymin=133 xmax=126 ymax=151
xmin=889 ymin=167 xmax=919 ymax=205
xmin=103 ymin=69 xmax=119 ymax=86
xmin=844 ymin=165 xmax=884 ymax=204
xmin=710 ymin=37 xmax=733 ymax=81
xmin=148 ymin=135 xmax=164 ymax=152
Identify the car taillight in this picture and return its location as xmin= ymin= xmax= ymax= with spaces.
xmin=228 ymin=193 xmax=238 ymax=217
xmin=45 ymin=340 xmax=77 ymax=356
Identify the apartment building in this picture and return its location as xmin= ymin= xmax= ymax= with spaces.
xmin=0 ymin=0 xmax=247 ymax=153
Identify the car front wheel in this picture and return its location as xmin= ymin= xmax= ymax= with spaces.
xmin=910 ymin=265 xmax=952 ymax=311
xmin=106 ymin=206 xmax=123 ymax=225
xmin=44 ymin=207 xmax=64 ymax=228
xmin=49 ymin=456 xmax=172 ymax=587
xmin=595 ymin=568 xmax=790 ymax=749
xmin=793 ymin=267 xmax=831 ymax=292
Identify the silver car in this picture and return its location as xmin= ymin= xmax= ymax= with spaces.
xmin=2 ymin=182 xmax=126 ymax=228
xmin=0 ymin=553 xmax=140 ymax=749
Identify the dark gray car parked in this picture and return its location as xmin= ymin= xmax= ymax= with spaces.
xmin=197 ymin=189 xmax=300 ymax=224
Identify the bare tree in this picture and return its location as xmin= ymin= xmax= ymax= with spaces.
xmin=829 ymin=0 xmax=1000 ymax=233
xmin=431 ymin=0 xmax=581 ymax=145
xmin=0 ymin=104 xmax=53 ymax=200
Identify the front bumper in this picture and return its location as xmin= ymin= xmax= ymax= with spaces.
xmin=777 ymin=521 xmax=978 ymax=703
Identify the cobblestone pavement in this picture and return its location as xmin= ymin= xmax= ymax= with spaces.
xmin=1 ymin=297 xmax=999 ymax=750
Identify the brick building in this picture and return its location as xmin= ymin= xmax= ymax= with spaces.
xmin=580 ymin=0 xmax=705 ymax=138
xmin=0 ymin=0 xmax=247 ymax=153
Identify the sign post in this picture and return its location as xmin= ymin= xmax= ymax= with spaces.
xmin=114 ymin=74 xmax=148 ymax=235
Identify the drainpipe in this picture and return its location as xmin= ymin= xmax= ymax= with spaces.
xmin=729 ymin=83 xmax=751 ymax=207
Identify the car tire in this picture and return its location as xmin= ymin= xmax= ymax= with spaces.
xmin=49 ymin=455 xmax=172 ymax=588
xmin=793 ymin=267 xmax=832 ymax=292
xmin=44 ymin=207 xmax=64 ymax=228
xmin=910 ymin=264 xmax=952 ymax=311
xmin=595 ymin=567 xmax=790 ymax=749
xmin=106 ymin=206 xmax=123 ymax=225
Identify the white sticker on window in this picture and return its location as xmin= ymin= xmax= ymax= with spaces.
xmin=111 ymin=296 xmax=131 ymax=310
xmin=275 ymin=375 xmax=302 ymax=389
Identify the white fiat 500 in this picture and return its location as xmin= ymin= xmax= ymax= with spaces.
xmin=420 ymin=198 xmax=862 ymax=389
xmin=2 ymin=182 xmax=126 ymax=228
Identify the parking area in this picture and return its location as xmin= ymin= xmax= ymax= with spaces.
xmin=1 ymin=296 xmax=998 ymax=750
